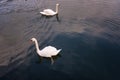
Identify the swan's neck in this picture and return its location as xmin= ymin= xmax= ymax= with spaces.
xmin=55 ymin=5 xmax=59 ymax=14
xmin=34 ymin=40 xmax=40 ymax=53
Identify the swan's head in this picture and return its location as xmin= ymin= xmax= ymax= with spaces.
xmin=30 ymin=38 xmax=37 ymax=42
xmin=56 ymin=3 xmax=59 ymax=6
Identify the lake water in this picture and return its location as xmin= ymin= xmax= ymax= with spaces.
xmin=0 ymin=0 xmax=120 ymax=80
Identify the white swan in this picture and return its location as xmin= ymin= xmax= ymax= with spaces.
xmin=40 ymin=3 xmax=59 ymax=16
xmin=30 ymin=38 xmax=61 ymax=64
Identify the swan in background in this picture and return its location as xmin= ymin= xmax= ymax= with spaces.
xmin=40 ymin=3 xmax=59 ymax=16
xmin=30 ymin=38 xmax=61 ymax=64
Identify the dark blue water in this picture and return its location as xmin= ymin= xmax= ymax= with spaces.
xmin=0 ymin=0 xmax=120 ymax=80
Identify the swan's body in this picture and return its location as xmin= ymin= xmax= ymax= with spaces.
xmin=31 ymin=38 xmax=61 ymax=64
xmin=40 ymin=4 xmax=59 ymax=16
xmin=38 ymin=46 xmax=61 ymax=57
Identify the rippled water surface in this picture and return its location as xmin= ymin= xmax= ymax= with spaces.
xmin=0 ymin=0 xmax=120 ymax=80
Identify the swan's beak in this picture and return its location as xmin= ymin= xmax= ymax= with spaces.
xmin=30 ymin=39 xmax=33 ymax=43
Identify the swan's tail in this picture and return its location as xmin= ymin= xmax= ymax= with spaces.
xmin=52 ymin=49 xmax=62 ymax=56
xmin=40 ymin=12 xmax=46 ymax=15
xmin=57 ymin=49 xmax=62 ymax=53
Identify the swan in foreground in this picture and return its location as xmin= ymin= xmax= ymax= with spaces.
xmin=30 ymin=38 xmax=61 ymax=64
xmin=40 ymin=4 xmax=59 ymax=16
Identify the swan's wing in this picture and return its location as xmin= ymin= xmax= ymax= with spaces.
xmin=41 ymin=46 xmax=57 ymax=52
xmin=43 ymin=9 xmax=56 ymax=15
xmin=40 ymin=46 xmax=61 ymax=57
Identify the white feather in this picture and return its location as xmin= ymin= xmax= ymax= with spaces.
xmin=40 ymin=4 xmax=59 ymax=16
xmin=30 ymin=38 xmax=61 ymax=64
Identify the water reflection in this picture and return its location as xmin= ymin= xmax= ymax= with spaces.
xmin=40 ymin=14 xmax=60 ymax=22
xmin=1 ymin=32 xmax=120 ymax=80
xmin=49 ymin=32 xmax=120 ymax=80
